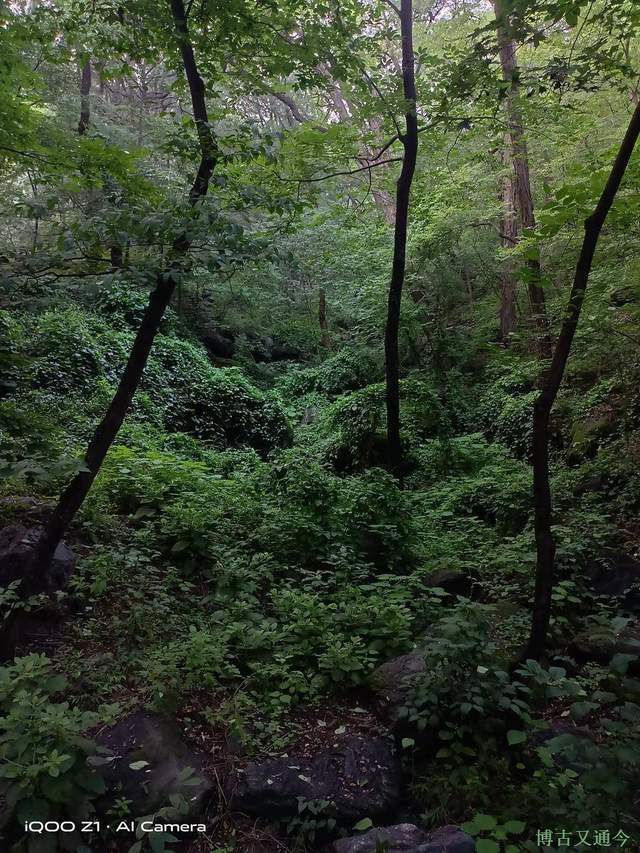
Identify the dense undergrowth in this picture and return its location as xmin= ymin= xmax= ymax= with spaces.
xmin=2 ymin=0 xmax=640 ymax=849
xmin=3 ymin=257 xmax=640 ymax=851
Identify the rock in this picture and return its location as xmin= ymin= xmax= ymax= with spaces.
xmin=424 ymin=569 xmax=471 ymax=598
xmin=249 ymin=334 xmax=301 ymax=363
xmin=421 ymin=826 xmax=476 ymax=852
xmin=228 ymin=735 xmax=400 ymax=822
xmin=0 ymin=524 xmax=75 ymax=593
xmin=270 ymin=343 xmax=302 ymax=362
xmin=95 ymin=711 xmax=214 ymax=817
xmin=573 ymin=474 xmax=609 ymax=497
xmin=204 ymin=329 xmax=235 ymax=360
xmin=369 ymin=652 xmax=426 ymax=717
xmin=586 ymin=550 xmax=640 ymax=610
xmin=333 ymin=824 xmax=475 ymax=853
xmin=0 ymin=496 xmax=54 ymax=525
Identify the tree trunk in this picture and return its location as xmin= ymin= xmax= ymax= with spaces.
xmin=384 ymin=0 xmax=418 ymax=476
xmin=78 ymin=58 xmax=91 ymax=135
xmin=28 ymin=0 xmax=218 ymax=583
xmin=493 ymin=0 xmax=550 ymax=358
xmin=499 ymin=139 xmax=518 ymax=342
xmin=524 ymin=101 xmax=640 ymax=660
xmin=318 ymin=287 xmax=333 ymax=350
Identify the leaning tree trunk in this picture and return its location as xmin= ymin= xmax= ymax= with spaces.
xmin=525 ymin=101 xmax=640 ymax=660
xmin=499 ymin=139 xmax=518 ymax=342
xmin=384 ymin=0 xmax=418 ymax=476
xmin=493 ymin=0 xmax=550 ymax=358
xmin=28 ymin=0 xmax=218 ymax=584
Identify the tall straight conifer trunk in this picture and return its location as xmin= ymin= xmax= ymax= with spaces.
xmin=385 ymin=0 xmax=418 ymax=475
xmin=27 ymin=0 xmax=218 ymax=585
xmin=525 ymin=101 xmax=640 ymax=660
xmin=493 ymin=0 xmax=550 ymax=357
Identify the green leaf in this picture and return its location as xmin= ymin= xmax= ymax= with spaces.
xmin=570 ymin=701 xmax=599 ymax=720
xmin=507 ymin=730 xmax=527 ymax=746
xmin=474 ymin=814 xmax=498 ymax=831
xmin=503 ymin=820 xmax=526 ymax=834
xmin=401 ymin=737 xmax=415 ymax=749
xmin=129 ymin=760 xmax=150 ymax=771
xmin=476 ymin=840 xmax=500 ymax=853
xmin=353 ymin=818 xmax=373 ymax=831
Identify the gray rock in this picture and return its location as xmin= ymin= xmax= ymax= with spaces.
xmin=369 ymin=652 xmax=426 ymax=716
xmin=0 ymin=524 xmax=75 ymax=593
xmin=228 ymin=735 xmax=400 ymax=822
xmin=95 ymin=711 xmax=214 ymax=817
xmin=333 ymin=824 xmax=475 ymax=853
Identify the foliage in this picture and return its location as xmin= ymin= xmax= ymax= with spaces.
xmin=0 ymin=655 xmax=109 ymax=851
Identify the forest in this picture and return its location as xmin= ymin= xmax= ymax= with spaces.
xmin=1 ymin=0 xmax=640 ymax=850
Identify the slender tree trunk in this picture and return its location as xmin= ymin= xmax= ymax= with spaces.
xmin=78 ymin=58 xmax=92 ymax=135
xmin=525 ymin=101 xmax=640 ymax=660
xmin=499 ymin=139 xmax=518 ymax=342
xmin=318 ymin=287 xmax=333 ymax=350
xmin=385 ymin=0 xmax=418 ymax=476
xmin=28 ymin=0 xmax=218 ymax=583
xmin=493 ymin=0 xmax=550 ymax=358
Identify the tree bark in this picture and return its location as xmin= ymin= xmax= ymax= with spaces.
xmin=525 ymin=101 xmax=640 ymax=660
xmin=318 ymin=287 xmax=333 ymax=350
xmin=78 ymin=58 xmax=92 ymax=135
xmin=28 ymin=0 xmax=218 ymax=583
xmin=499 ymin=138 xmax=518 ymax=342
xmin=493 ymin=0 xmax=550 ymax=358
xmin=384 ymin=0 xmax=418 ymax=476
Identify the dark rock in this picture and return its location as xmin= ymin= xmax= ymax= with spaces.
xmin=95 ymin=711 xmax=214 ymax=817
xmin=573 ymin=474 xmax=609 ymax=498
xmin=271 ymin=343 xmax=302 ymax=362
xmin=369 ymin=652 xmax=426 ymax=718
xmin=586 ymin=550 xmax=640 ymax=610
xmin=333 ymin=824 xmax=475 ymax=853
xmin=609 ymin=286 xmax=637 ymax=307
xmin=228 ymin=735 xmax=401 ymax=822
xmin=424 ymin=569 xmax=471 ymax=598
xmin=250 ymin=334 xmax=301 ymax=363
xmin=0 ymin=524 xmax=75 ymax=593
xmin=204 ymin=329 xmax=235 ymax=360
xmin=420 ymin=826 xmax=476 ymax=852
xmin=0 ymin=496 xmax=54 ymax=525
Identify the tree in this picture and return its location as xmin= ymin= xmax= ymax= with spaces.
xmin=498 ymin=139 xmax=519 ymax=342
xmin=27 ymin=0 xmax=218 ymax=584
xmin=384 ymin=0 xmax=419 ymax=476
xmin=493 ymin=0 xmax=550 ymax=356
xmin=525 ymin=100 xmax=640 ymax=660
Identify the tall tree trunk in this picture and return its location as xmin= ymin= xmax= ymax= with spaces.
xmin=78 ymin=58 xmax=92 ymax=135
xmin=525 ymin=101 xmax=640 ymax=660
xmin=318 ymin=287 xmax=333 ymax=350
xmin=385 ymin=0 xmax=418 ymax=476
xmin=493 ymin=0 xmax=550 ymax=358
xmin=28 ymin=0 xmax=218 ymax=584
xmin=499 ymin=139 xmax=518 ymax=342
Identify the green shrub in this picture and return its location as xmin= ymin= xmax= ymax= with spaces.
xmin=0 ymin=655 xmax=106 ymax=850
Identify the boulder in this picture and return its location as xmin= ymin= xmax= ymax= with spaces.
xmin=586 ymin=550 xmax=640 ymax=610
xmin=424 ymin=569 xmax=471 ymax=598
xmin=228 ymin=735 xmax=400 ymax=822
xmin=369 ymin=652 xmax=426 ymax=718
xmin=333 ymin=824 xmax=475 ymax=853
xmin=204 ymin=329 xmax=235 ymax=360
xmin=95 ymin=711 xmax=214 ymax=817
xmin=0 ymin=524 xmax=75 ymax=593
